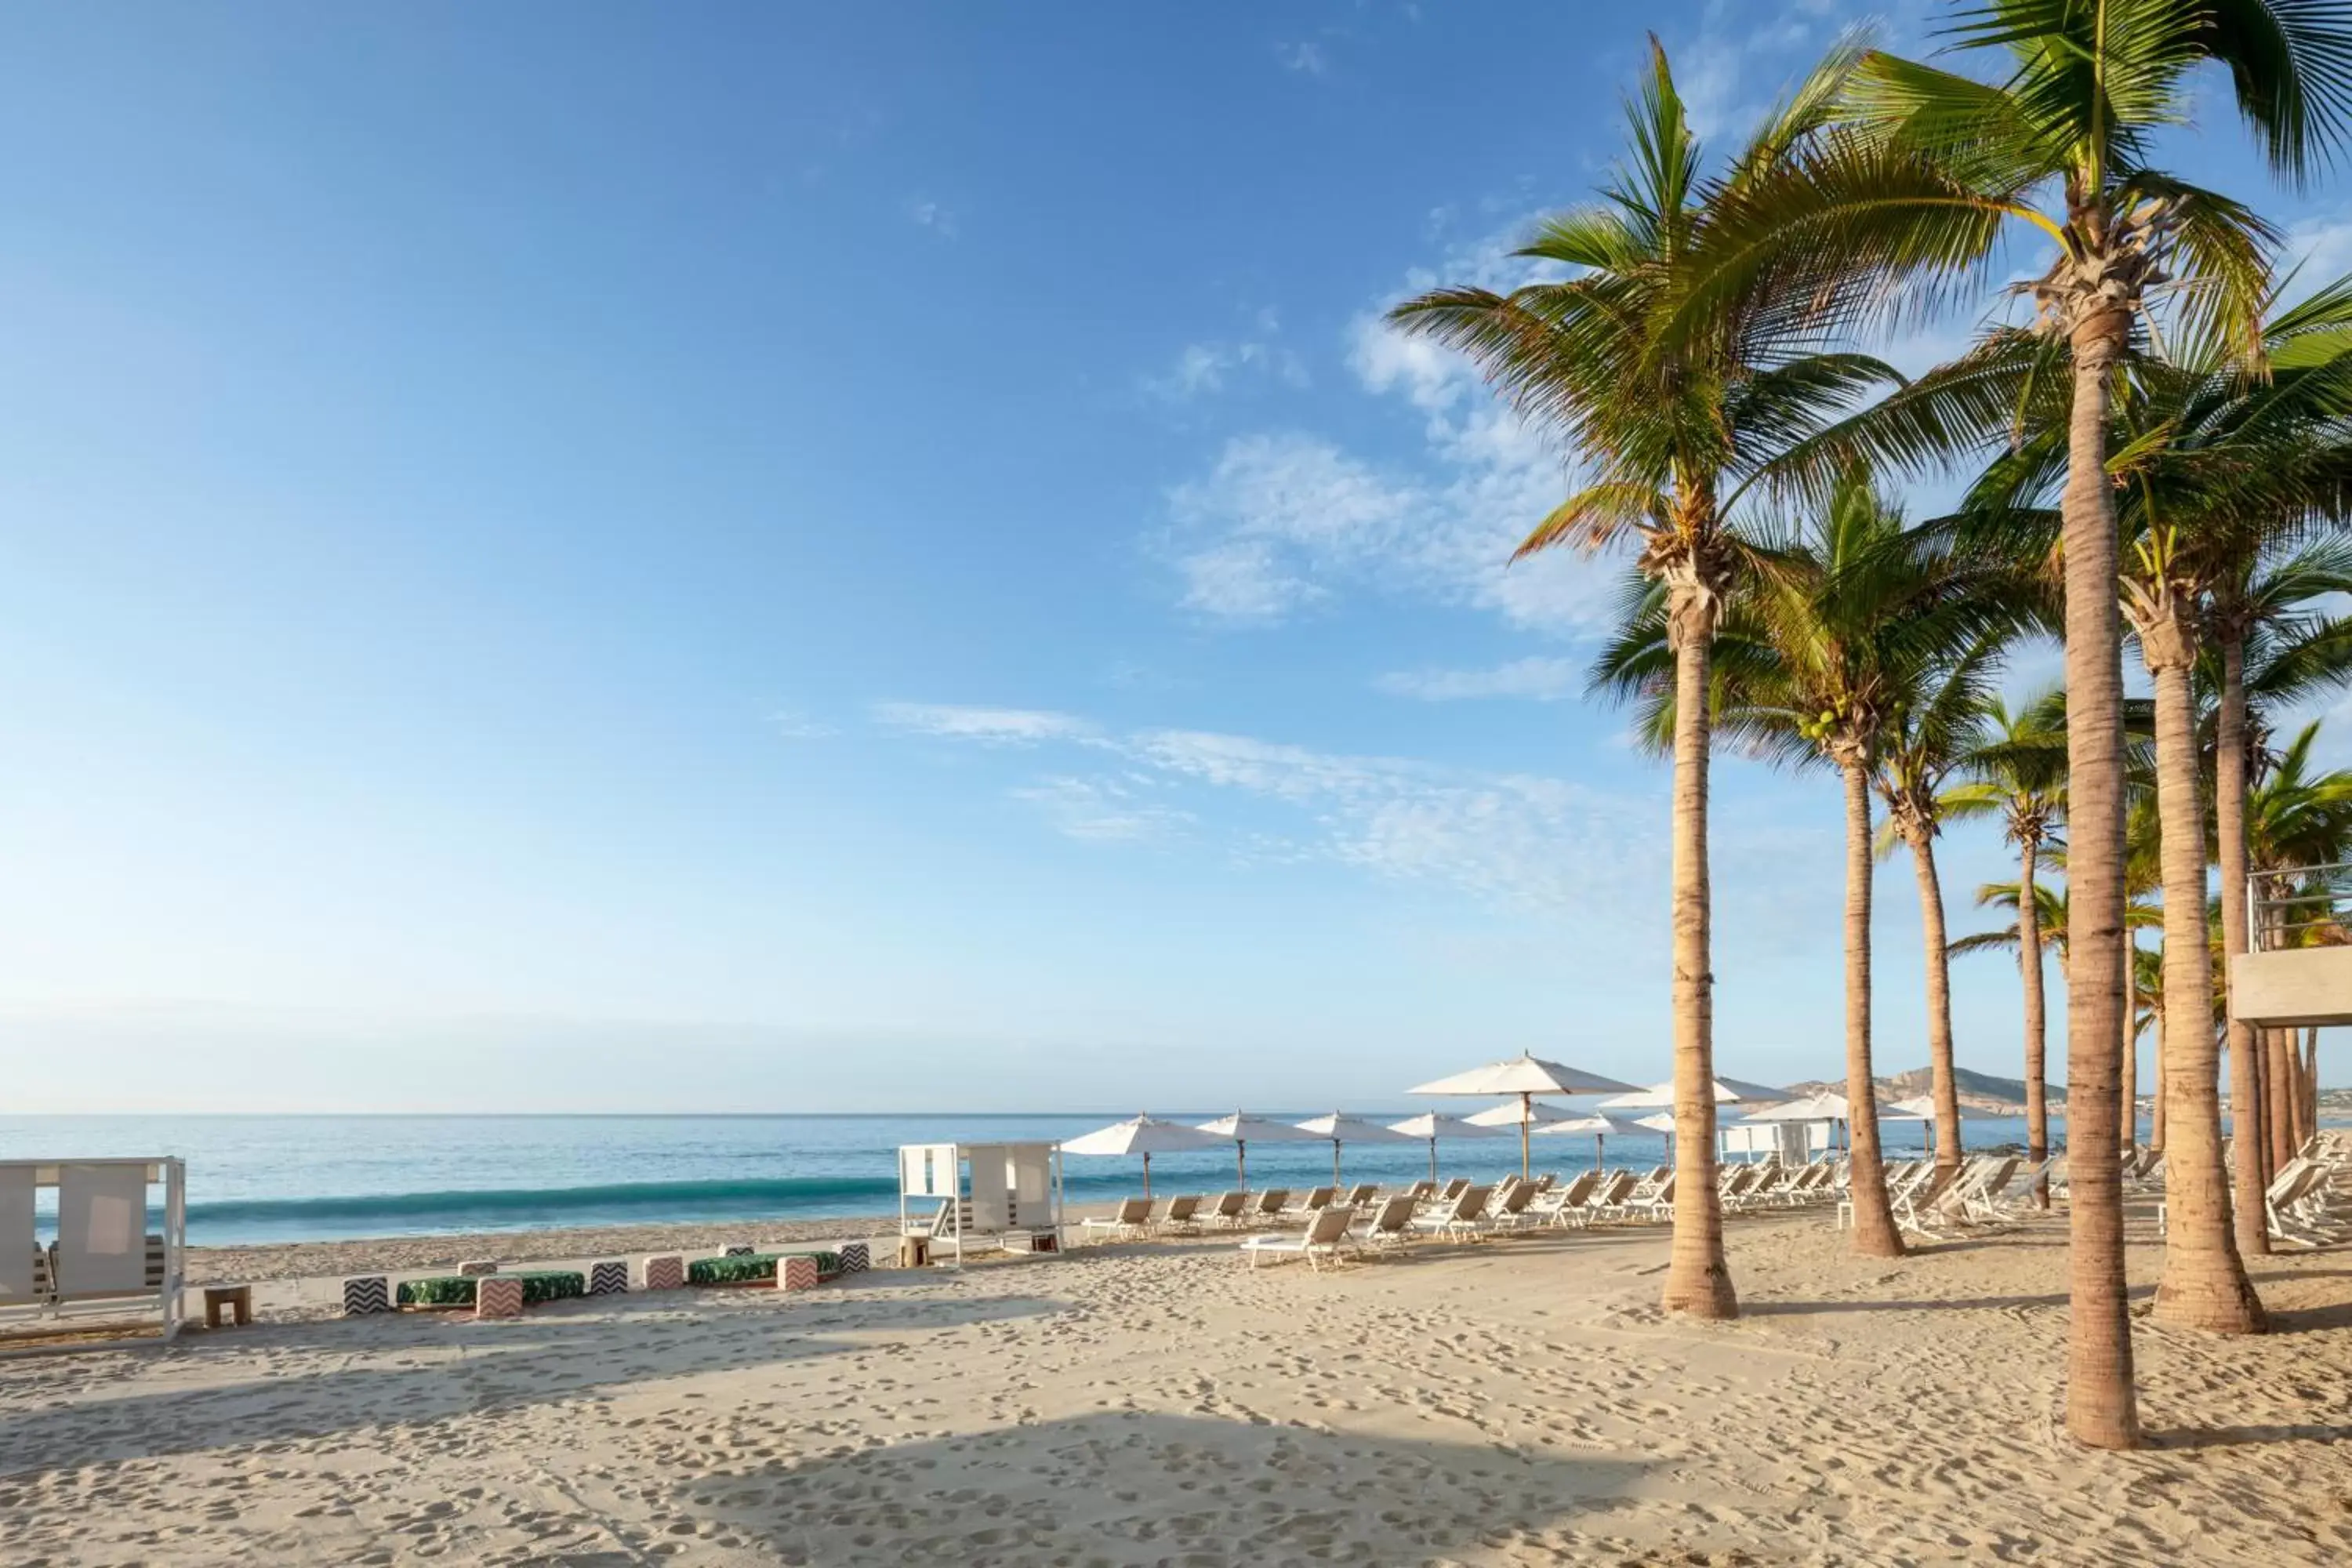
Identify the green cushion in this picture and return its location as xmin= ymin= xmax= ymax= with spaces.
xmin=684 ymin=1250 xmax=843 ymax=1287
xmin=396 ymin=1271 xmax=586 ymax=1308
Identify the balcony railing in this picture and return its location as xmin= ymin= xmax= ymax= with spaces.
xmin=2249 ymin=861 xmax=2352 ymax=952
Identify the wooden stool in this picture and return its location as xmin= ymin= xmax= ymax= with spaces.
xmin=203 ymin=1285 xmax=253 ymax=1330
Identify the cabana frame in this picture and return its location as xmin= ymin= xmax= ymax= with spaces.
xmin=898 ymin=1142 xmax=1065 ymax=1263
xmin=0 ymin=1158 xmax=187 ymax=1346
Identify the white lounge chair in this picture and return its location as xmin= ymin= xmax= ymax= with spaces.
xmin=1160 ymin=1194 xmax=1204 ymax=1233
xmin=1205 ymin=1191 xmax=1250 ymax=1229
xmin=1356 ymin=1195 xmax=1419 ymax=1255
xmin=1240 ymin=1206 xmax=1358 ymax=1272
xmin=1411 ymin=1184 xmax=1493 ymax=1243
xmin=1082 ymin=1196 xmax=1152 ymax=1244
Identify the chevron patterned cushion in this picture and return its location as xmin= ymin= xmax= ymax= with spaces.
xmin=641 ymin=1254 xmax=684 ymax=1291
xmin=458 ymin=1260 xmax=499 ymax=1277
xmin=780 ymin=1255 xmax=819 ymax=1291
xmin=837 ymin=1241 xmax=869 ymax=1275
xmin=474 ymin=1277 xmax=525 ymax=1319
xmin=342 ymin=1276 xmax=391 ymax=1316
xmin=588 ymin=1261 xmax=628 ymax=1296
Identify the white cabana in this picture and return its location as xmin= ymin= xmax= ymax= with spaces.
xmin=1193 ymin=1112 xmax=1319 ymax=1187
xmin=1061 ymin=1115 xmax=1229 ymax=1199
xmin=1628 ymin=1107 xmax=1800 ymax=1163
xmin=1385 ymin=1112 xmax=1506 ymax=1184
xmin=1410 ymin=1054 xmax=1642 ymax=1178
xmin=1598 ymin=1076 xmax=1791 ymax=1110
xmin=1531 ymin=1112 xmax=1661 ymax=1171
xmin=899 ymin=1142 xmax=1065 ymax=1261
xmin=0 ymin=1158 xmax=186 ymax=1345
xmin=1291 ymin=1112 xmax=1415 ymax=1186
xmin=1742 ymin=1092 xmax=1926 ymax=1161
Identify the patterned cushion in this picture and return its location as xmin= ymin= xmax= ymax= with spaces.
xmin=723 ymin=1245 xmax=756 ymax=1258
xmin=837 ymin=1241 xmax=870 ymax=1275
xmin=342 ymin=1276 xmax=391 ymax=1316
xmin=474 ymin=1277 xmax=525 ymax=1319
xmin=641 ymin=1254 xmax=685 ymax=1291
xmin=588 ymin=1261 xmax=629 ymax=1297
xmin=458 ymin=1260 xmax=500 ymax=1277
xmin=780 ymin=1255 xmax=819 ymax=1291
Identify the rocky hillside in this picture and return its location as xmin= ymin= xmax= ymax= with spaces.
xmin=1782 ymin=1065 xmax=2060 ymax=1112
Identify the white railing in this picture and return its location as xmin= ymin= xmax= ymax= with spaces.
xmin=2249 ymin=861 xmax=2352 ymax=952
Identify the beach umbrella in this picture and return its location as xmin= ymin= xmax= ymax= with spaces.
xmin=1597 ymin=1076 xmax=1792 ymax=1110
xmin=1461 ymin=1095 xmax=1594 ymax=1180
xmin=1292 ymin=1112 xmax=1415 ymax=1185
xmin=1385 ymin=1112 xmax=1506 ymax=1184
xmin=1409 ymin=1054 xmax=1642 ymax=1178
xmin=1059 ymin=1115 xmax=1229 ymax=1198
xmin=1889 ymin=1094 xmax=1955 ymax=1159
xmin=1193 ymin=1112 xmax=1323 ymax=1188
xmin=1531 ymin=1112 xmax=1661 ymax=1172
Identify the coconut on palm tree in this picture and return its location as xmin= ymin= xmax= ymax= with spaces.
xmin=1386 ymin=44 xmax=1911 ymax=1319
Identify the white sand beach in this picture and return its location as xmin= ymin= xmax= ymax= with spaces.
xmin=4 ymin=1207 xmax=2348 ymax=1566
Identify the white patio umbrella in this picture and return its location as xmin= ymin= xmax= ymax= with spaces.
xmin=1531 ymin=1112 xmax=1662 ymax=1172
xmin=1385 ymin=1112 xmax=1507 ymax=1184
xmin=1059 ymin=1115 xmax=1230 ymax=1198
xmin=1461 ymin=1095 xmax=1596 ymax=1179
xmin=1597 ymin=1076 xmax=1792 ymax=1110
xmin=1410 ymin=1054 xmax=1642 ymax=1178
xmin=1292 ymin=1112 xmax=1416 ymax=1186
xmin=1194 ymin=1112 xmax=1323 ymax=1188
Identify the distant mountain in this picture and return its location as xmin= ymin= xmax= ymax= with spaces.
xmin=1782 ymin=1065 xmax=2062 ymax=1113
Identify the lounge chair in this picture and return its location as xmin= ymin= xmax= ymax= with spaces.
xmin=1405 ymin=1180 xmax=1436 ymax=1203
xmin=1249 ymin=1189 xmax=1291 ymax=1225
xmin=1081 ymin=1197 xmax=1152 ymax=1244
xmin=1581 ymin=1170 xmax=1638 ymax=1222
xmin=1160 ymin=1194 xmax=1204 ymax=1234
xmin=1342 ymin=1182 xmax=1380 ymax=1208
xmin=1204 ymin=1190 xmax=1250 ymax=1229
xmin=1239 ymin=1206 xmax=1358 ymax=1272
xmin=1436 ymin=1177 xmax=1471 ymax=1203
xmin=1628 ymin=1175 xmax=1676 ymax=1223
xmin=1489 ymin=1179 xmax=1541 ymax=1231
xmin=1356 ymin=1195 xmax=1420 ymax=1255
xmin=1283 ymin=1186 xmax=1338 ymax=1223
xmin=1411 ymin=1183 xmax=1494 ymax=1243
xmin=1526 ymin=1169 xmax=1600 ymax=1227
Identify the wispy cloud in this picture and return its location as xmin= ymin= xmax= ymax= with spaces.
xmin=1143 ymin=307 xmax=1309 ymax=401
xmin=905 ymin=197 xmax=959 ymax=238
xmin=877 ymin=704 xmax=1664 ymax=915
xmin=871 ymin=702 xmax=1094 ymax=745
xmin=1275 ymin=40 xmax=1328 ymax=75
xmin=765 ymin=710 xmax=839 ymax=739
xmin=1375 ymin=657 xmax=1584 ymax=702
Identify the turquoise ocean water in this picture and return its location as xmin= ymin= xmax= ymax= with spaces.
xmin=0 ymin=1112 xmax=2073 ymax=1247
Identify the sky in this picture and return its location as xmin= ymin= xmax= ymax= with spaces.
xmin=7 ymin=2 xmax=2352 ymax=1112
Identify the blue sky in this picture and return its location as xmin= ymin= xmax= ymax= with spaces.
xmin=7 ymin=2 xmax=2352 ymax=1112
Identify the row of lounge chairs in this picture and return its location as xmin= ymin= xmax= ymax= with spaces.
xmin=1831 ymin=1154 xmax=2058 ymax=1239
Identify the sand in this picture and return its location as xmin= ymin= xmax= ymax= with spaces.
xmin=2 ymin=1203 xmax=2349 ymax=1566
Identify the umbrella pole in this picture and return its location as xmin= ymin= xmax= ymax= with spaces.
xmin=1237 ymin=1142 xmax=1247 ymax=1189
xmin=1428 ymin=1139 xmax=1437 ymax=1185
xmin=1520 ymin=1092 xmax=1531 ymax=1179
xmin=1332 ymin=1142 xmax=1341 ymax=1187
xmin=1595 ymin=1133 xmax=1604 ymax=1173
xmin=1142 ymin=1152 xmax=1151 ymax=1200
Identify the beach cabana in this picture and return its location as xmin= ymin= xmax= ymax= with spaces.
xmin=1291 ymin=1112 xmax=1414 ymax=1186
xmin=1 ymin=1158 xmax=187 ymax=1346
xmin=1409 ymin=1054 xmax=1640 ymax=1178
xmin=1193 ymin=1112 xmax=1319 ymax=1187
xmin=898 ymin=1142 xmax=1065 ymax=1261
xmin=1385 ymin=1112 xmax=1505 ymax=1185
xmin=1060 ymin=1116 xmax=1228 ymax=1200
xmin=1742 ymin=1093 xmax=1926 ymax=1162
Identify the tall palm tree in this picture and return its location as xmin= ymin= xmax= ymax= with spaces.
xmin=1387 ymin=45 xmax=1905 ymax=1319
xmin=1873 ymin=641 xmax=2018 ymax=1184
xmin=1599 ymin=471 xmax=2006 ymax=1257
xmin=1673 ymin=0 xmax=2352 ymax=1448
xmin=1947 ymin=690 xmax=2069 ymax=1202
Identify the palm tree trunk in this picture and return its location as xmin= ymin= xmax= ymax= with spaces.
xmin=2120 ymin=975 xmax=2138 ymax=1156
xmin=2267 ymin=1025 xmax=2297 ymax=1175
xmin=1842 ymin=757 xmax=1904 ymax=1258
xmin=2151 ymin=1007 xmax=2166 ymax=1154
xmin=2060 ymin=312 xmax=2138 ymax=1448
xmin=2019 ymin=838 xmax=2050 ymax=1208
xmin=1904 ymin=826 xmax=1965 ymax=1179
xmin=1658 ymin=575 xmax=1735 ymax=1319
xmin=2216 ymin=631 xmax=2270 ymax=1254
xmin=2303 ymin=1029 xmax=2320 ymax=1145
xmin=2144 ymin=637 xmax=2264 ymax=1334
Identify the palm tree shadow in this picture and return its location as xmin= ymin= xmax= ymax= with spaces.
xmin=652 ymin=1409 xmax=1649 ymax=1563
xmin=2147 ymin=1421 xmax=2352 ymax=1450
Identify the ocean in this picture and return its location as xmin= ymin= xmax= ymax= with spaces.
xmin=0 ymin=1112 xmax=2071 ymax=1247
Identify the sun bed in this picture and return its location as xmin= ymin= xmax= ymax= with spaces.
xmin=1355 ymin=1195 xmax=1419 ymax=1255
xmin=1411 ymin=1184 xmax=1493 ymax=1243
xmin=1281 ymin=1186 xmax=1337 ymax=1223
xmin=1160 ymin=1194 xmax=1204 ymax=1234
xmin=1082 ymin=1197 xmax=1153 ymax=1244
xmin=1206 ymin=1190 xmax=1250 ymax=1228
xmin=1239 ymin=1206 xmax=1358 ymax=1272
xmin=1248 ymin=1189 xmax=1291 ymax=1226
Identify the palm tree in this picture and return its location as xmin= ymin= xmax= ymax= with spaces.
xmin=1947 ymin=691 xmax=2068 ymax=1202
xmin=1387 ymin=45 xmax=1905 ymax=1319
xmin=1673 ymin=0 xmax=2352 ymax=1448
xmin=1599 ymin=470 xmax=2005 ymax=1257
xmin=1874 ymin=635 xmax=2016 ymax=1184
